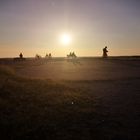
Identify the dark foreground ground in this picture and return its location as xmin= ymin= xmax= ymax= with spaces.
xmin=0 ymin=57 xmax=140 ymax=140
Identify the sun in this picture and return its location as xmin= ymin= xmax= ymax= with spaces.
xmin=59 ymin=33 xmax=72 ymax=45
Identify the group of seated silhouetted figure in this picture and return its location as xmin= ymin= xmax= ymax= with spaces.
xmin=45 ymin=53 xmax=52 ymax=59
xmin=14 ymin=52 xmax=52 ymax=61
xmin=67 ymin=52 xmax=77 ymax=59
xmin=35 ymin=53 xmax=52 ymax=59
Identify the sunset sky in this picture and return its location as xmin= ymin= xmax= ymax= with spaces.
xmin=0 ymin=0 xmax=140 ymax=57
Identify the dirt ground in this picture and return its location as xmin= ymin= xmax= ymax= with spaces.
xmin=0 ymin=57 xmax=140 ymax=140
xmin=13 ymin=57 xmax=140 ymax=80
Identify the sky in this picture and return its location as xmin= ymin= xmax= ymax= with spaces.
xmin=0 ymin=0 xmax=140 ymax=57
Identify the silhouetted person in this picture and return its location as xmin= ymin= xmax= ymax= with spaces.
xmin=35 ymin=54 xmax=41 ymax=59
xmin=72 ymin=52 xmax=74 ymax=56
xmin=103 ymin=46 xmax=108 ymax=58
xmin=19 ymin=53 xmax=23 ymax=59
xmin=72 ymin=52 xmax=76 ymax=58
xmin=49 ymin=53 xmax=52 ymax=58
xmin=45 ymin=53 xmax=48 ymax=58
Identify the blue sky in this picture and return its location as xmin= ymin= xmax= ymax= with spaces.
xmin=0 ymin=0 xmax=140 ymax=57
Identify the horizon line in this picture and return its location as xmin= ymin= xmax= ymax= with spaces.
xmin=0 ymin=55 xmax=140 ymax=59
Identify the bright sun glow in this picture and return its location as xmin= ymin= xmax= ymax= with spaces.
xmin=60 ymin=33 xmax=72 ymax=45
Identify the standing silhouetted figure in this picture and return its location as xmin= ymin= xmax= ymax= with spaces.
xmin=103 ymin=46 xmax=108 ymax=58
xmin=19 ymin=53 xmax=23 ymax=59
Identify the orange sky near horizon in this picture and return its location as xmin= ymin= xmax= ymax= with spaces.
xmin=0 ymin=0 xmax=140 ymax=57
